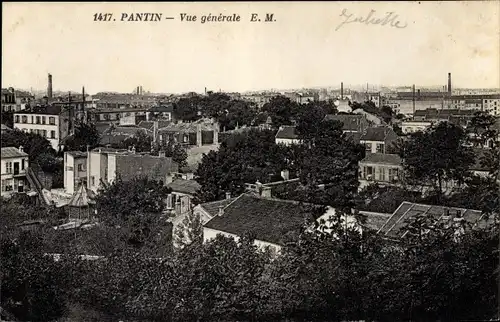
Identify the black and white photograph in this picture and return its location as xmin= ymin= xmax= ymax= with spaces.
xmin=1 ymin=2 xmax=499 ymax=321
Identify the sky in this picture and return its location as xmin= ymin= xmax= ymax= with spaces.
xmin=2 ymin=2 xmax=500 ymax=94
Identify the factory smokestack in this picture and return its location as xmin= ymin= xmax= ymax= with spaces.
xmin=412 ymin=84 xmax=416 ymax=115
xmin=341 ymin=82 xmax=344 ymax=99
xmin=448 ymin=73 xmax=452 ymax=96
xmin=48 ymin=74 xmax=53 ymax=98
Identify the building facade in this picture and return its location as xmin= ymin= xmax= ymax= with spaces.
xmin=1 ymin=147 xmax=29 ymax=197
xmin=13 ymin=106 xmax=71 ymax=151
xmin=63 ymin=151 xmax=88 ymax=194
xmin=358 ymin=153 xmax=403 ymax=190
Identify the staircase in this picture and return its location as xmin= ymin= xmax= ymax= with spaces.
xmin=25 ymin=167 xmax=50 ymax=205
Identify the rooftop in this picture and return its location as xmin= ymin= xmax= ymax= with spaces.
xmin=167 ymin=178 xmax=201 ymax=195
xmin=14 ymin=105 xmax=63 ymax=115
xmin=275 ymin=125 xmax=298 ymax=140
xmin=324 ymin=114 xmax=368 ymax=132
xmin=203 ymin=194 xmax=317 ymax=246
xmin=1 ymin=147 xmax=28 ymax=158
xmin=378 ymin=201 xmax=485 ymax=239
xmin=360 ymin=126 xmax=399 ymax=142
xmin=360 ymin=153 xmax=402 ymax=166
xmin=66 ymin=151 xmax=87 ymax=158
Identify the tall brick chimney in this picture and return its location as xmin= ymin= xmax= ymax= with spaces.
xmin=48 ymin=74 xmax=53 ymax=98
xmin=341 ymin=82 xmax=344 ymax=100
xmin=448 ymin=73 xmax=452 ymax=96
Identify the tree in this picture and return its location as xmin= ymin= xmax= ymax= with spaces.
xmin=95 ymin=176 xmax=171 ymax=225
xmin=399 ymin=121 xmax=475 ymax=201
xmin=153 ymin=140 xmax=188 ymax=169
xmin=63 ymin=121 xmax=100 ymax=152
xmin=1 ymin=109 xmax=14 ymax=128
xmin=195 ymin=129 xmax=290 ymax=203
xmin=261 ymin=95 xmax=300 ymax=128
xmin=0 ymin=128 xmax=62 ymax=176
xmin=466 ymin=111 xmax=498 ymax=148
xmin=122 ymin=130 xmax=152 ymax=153
xmin=173 ymin=211 xmax=203 ymax=249
xmin=295 ymin=119 xmax=365 ymax=208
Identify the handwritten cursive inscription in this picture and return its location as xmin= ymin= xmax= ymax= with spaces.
xmin=335 ymin=9 xmax=408 ymax=31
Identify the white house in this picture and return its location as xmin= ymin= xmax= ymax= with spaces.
xmin=14 ymin=106 xmax=71 ymax=151
xmin=275 ymin=126 xmax=300 ymax=145
xmin=1 ymin=146 xmax=29 ymax=197
xmin=63 ymin=151 xmax=88 ymax=194
xmin=400 ymin=120 xmax=433 ymax=134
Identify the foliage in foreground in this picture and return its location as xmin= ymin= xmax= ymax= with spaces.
xmin=1 ymin=213 xmax=497 ymax=322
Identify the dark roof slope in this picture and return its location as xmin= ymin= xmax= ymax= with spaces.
xmin=275 ymin=126 xmax=298 ymax=139
xmin=199 ymin=198 xmax=237 ymax=217
xmin=378 ymin=201 xmax=484 ymax=239
xmin=167 ymin=179 xmax=201 ymax=195
xmin=360 ymin=126 xmax=399 ymax=142
xmin=204 ymin=194 xmax=314 ymax=245
xmin=324 ymin=114 xmax=368 ymax=132
xmin=1 ymin=147 xmax=28 ymax=158
xmin=360 ymin=153 xmax=402 ymax=166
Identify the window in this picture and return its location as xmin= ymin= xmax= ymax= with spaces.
xmin=49 ymin=117 xmax=56 ymax=125
xmin=18 ymin=180 xmax=24 ymax=193
xmin=91 ymin=176 xmax=95 ymax=186
xmin=378 ymin=167 xmax=386 ymax=181
xmin=77 ymin=164 xmax=83 ymax=172
xmin=42 ymin=116 xmax=46 ymax=124
xmin=21 ymin=159 xmax=25 ymax=170
xmin=50 ymin=130 xmax=56 ymax=139
xmin=364 ymin=143 xmax=372 ymax=152
xmin=14 ymin=115 xmax=19 ymax=123
xmin=36 ymin=116 xmax=41 ymax=124
xmin=363 ymin=166 xmax=373 ymax=180
xmin=42 ymin=130 xmax=47 ymax=137
xmin=1 ymin=179 xmax=13 ymax=192
xmin=30 ymin=116 xmax=34 ymax=124
xmin=376 ymin=143 xmax=385 ymax=153
xmin=22 ymin=115 xmax=27 ymax=123
xmin=6 ymin=162 xmax=13 ymax=174
xmin=389 ymin=168 xmax=399 ymax=182
xmin=166 ymin=194 xmax=173 ymax=209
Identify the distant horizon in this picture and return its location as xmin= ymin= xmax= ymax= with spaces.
xmin=7 ymin=83 xmax=500 ymax=97
xmin=3 ymin=2 xmax=499 ymax=95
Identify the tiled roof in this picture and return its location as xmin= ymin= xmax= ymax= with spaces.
xmin=167 ymin=179 xmax=201 ymax=195
xmin=108 ymin=126 xmax=150 ymax=136
xmin=115 ymin=154 xmax=179 ymax=183
xmin=275 ymin=126 xmax=298 ymax=139
xmin=199 ymin=198 xmax=237 ymax=217
xmin=360 ymin=153 xmax=402 ymax=166
xmin=358 ymin=211 xmax=393 ymax=231
xmin=378 ymin=201 xmax=484 ymax=239
xmin=150 ymin=105 xmax=174 ymax=113
xmin=99 ymin=134 xmax=131 ymax=146
xmin=324 ymin=114 xmax=368 ymax=132
xmin=1 ymin=147 xmax=28 ymax=158
xmin=344 ymin=132 xmax=362 ymax=144
xmin=203 ymin=194 xmax=315 ymax=245
xmin=66 ymin=151 xmax=87 ymax=158
xmin=360 ymin=127 xmax=398 ymax=142
xmin=138 ymin=121 xmax=154 ymax=130
xmin=15 ymin=105 xmax=62 ymax=115
xmin=158 ymin=122 xmax=214 ymax=133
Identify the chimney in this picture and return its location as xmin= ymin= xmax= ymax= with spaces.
xmin=412 ymin=84 xmax=415 ymax=115
xmin=341 ymin=82 xmax=344 ymax=100
xmin=281 ymin=169 xmax=290 ymax=181
xmin=47 ymin=74 xmax=53 ymax=98
xmin=417 ymin=89 xmax=420 ymax=99
xmin=448 ymin=73 xmax=452 ymax=96
xmin=218 ymin=205 xmax=224 ymax=216
xmin=19 ymin=145 xmax=24 ymax=153
xmin=225 ymin=191 xmax=231 ymax=199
